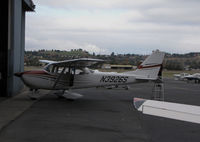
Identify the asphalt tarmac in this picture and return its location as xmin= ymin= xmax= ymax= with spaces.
xmin=0 ymin=78 xmax=200 ymax=142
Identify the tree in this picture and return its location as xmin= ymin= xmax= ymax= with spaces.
xmin=111 ymin=52 xmax=115 ymax=57
xmin=165 ymin=60 xmax=184 ymax=70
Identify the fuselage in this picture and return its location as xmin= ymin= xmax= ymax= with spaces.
xmin=17 ymin=69 xmax=146 ymax=90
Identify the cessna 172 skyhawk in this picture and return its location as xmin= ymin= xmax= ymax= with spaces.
xmin=15 ymin=50 xmax=165 ymax=99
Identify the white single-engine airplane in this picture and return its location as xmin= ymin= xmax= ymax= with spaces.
xmin=15 ymin=50 xmax=165 ymax=99
xmin=173 ymin=72 xmax=190 ymax=81
xmin=184 ymin=73 xmax=200 ymax=84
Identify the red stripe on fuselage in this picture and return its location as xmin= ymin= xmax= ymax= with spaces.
xmin=23 ymin=70 xmax=49 ymax=75
xmin=138 ymin=64 xmax=162 ymax=69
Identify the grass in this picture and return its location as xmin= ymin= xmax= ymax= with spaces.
xmin=162 ymin=70 xmax=200 ymax=78
xmin=24 ymin=66 xmax=42 ymax=71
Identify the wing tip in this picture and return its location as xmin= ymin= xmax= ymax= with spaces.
xmin=133 ymin=98 xmax=146 ymax=111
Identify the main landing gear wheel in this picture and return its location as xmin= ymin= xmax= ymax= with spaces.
xmin=62 ymin=90 xmax=83 ymax=100
xmin=54 ymin=90 xmax=66 ymax=99
xmin=54 ymin=90 xmax=83 ymax=101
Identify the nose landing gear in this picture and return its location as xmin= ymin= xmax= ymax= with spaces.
xmin=28 ymin=89 xmax=40 ymax=100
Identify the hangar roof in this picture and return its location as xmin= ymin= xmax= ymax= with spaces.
xmin=23 ymin=0 xmax=35 ymax=11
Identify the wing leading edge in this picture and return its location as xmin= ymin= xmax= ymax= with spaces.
xmin=39 ymin=60 xmax=57 ymax=64
xmin=47 ymin=58 xmax=104 ymax=67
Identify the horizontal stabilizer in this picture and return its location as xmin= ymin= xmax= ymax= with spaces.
xmin=133 ymin=98 xmax=200 ymax=124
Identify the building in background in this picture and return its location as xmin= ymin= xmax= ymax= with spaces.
xmin=0 ymin=0 xmax=35 ymax=97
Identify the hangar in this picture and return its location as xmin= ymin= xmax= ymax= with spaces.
xmin=0 ymin=0 xmax=35 ymax=97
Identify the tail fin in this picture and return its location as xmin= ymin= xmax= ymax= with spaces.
xmin=134 ymin=50 xmax=165 ymax=80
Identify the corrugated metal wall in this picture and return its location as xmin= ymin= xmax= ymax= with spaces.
xmin=0 ymin=0 xmax=33 ymax=97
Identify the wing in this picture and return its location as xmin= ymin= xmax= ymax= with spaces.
xmin=49 ymin=58 xmax=104 ymax=67
xmin=133 ymin=98 xmax=200 ymax=124
xmin=39 ymin=60 xmax=57 ymax=64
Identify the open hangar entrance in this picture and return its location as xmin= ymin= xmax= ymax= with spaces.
xmin=0 ymin=0 xmax=35 ymax=97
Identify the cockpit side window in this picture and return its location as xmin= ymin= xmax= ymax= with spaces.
xmin=45 ymin=65 xmax=93 ymax=75
xmin=82 ymin=67 xmax=93 ymax=74
xmin=75 ymin=69 xmax=84 ymax=75
xmin=44 ymin=64 xmax=53 ymax=73
xmin=45 ymin=65 xmax=65 ymax=74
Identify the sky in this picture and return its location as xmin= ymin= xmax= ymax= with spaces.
xmin=26 ymin=0 xmax=200 ymax=54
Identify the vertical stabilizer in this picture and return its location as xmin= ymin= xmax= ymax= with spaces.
xmin=134 ymin=50 xmax=165 ymax=80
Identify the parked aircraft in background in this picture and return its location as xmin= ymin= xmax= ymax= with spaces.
xmin=173 ymin=72 xmax=200 ymax=84
xmin=173 ymin=73 xmax=190 ymax=81
xmin=184 ymin=73 xmax=200 ymax=83
xmin=15 ymin=50 xmax=165 ymax=99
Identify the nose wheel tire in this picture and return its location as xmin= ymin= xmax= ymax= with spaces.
xmin=28 ymin=89 xmax=40 ymax=100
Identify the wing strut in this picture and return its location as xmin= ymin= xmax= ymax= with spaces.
xmin=53 ymin=66 xmax=66 ymax=89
